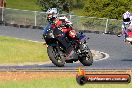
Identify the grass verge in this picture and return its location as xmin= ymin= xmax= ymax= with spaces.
xmin=0 ymin=36 xmax=49 ymax=64
xmin=0 ymin=75 xmax=131 ymax=88
xmin=6 ymin=0 xmax=41 ymax=11
xmin=0 ymin=72 xmax=131 ymax=88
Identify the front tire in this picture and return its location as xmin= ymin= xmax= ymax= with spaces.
xmin=130 ymin=42 xmax=132 ymax=45
xmin=47 ymin=46 xmax=65 ymax=67
xmin=79 ymin=49 xmax=93 ymax=66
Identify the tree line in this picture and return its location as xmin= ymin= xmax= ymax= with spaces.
xmin=37 ymin=0 xmax=132 ymax=19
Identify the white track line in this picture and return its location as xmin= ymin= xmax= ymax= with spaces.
xmin=94 ymin=51 xmax=110 ymax=61
xmin=14 ymin=37 xmax=45 ymax=43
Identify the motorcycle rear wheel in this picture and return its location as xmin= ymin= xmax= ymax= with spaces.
xmin=47 ymin=46 xmax=65 ymax=67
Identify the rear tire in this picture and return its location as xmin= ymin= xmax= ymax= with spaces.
xmin=47 ymin=46 xmax=65 ymax=67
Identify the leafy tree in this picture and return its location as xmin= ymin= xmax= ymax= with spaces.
xmin=37 ymin=0 xmax=72 ymax=13
xmin=83 ymin=0 xmax=132 ymax=19
xmin=72 ymin=0 xmax=85 ymax=9
xmin=36 ymin=0 xmax=132 ymax=19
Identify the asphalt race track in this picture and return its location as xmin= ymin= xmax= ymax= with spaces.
xmin=0 ymin=26 xmax=132 ymax=70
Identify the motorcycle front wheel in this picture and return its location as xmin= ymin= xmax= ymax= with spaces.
xmin=130 ymin=42 xmax=132 ymax=45
xmin=47 ymin=46 xmax=65 ymax=67
xmin=79 ymin=47 xmax=93 ymax=66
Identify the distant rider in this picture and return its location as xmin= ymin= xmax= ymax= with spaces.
xmin=121 ymin=11 xmax=132 ymax=41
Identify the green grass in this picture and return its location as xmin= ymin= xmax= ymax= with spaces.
xmin=0 ymin=77 xmax=131 ymax=88
xmin=6 ymin=0 xmax=41 ymax=11
xmin=0 ymin=36 xmax=49 ymax=64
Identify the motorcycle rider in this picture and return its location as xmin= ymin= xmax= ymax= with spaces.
xmin=43 ymin=8 xmax=92 ymax=63
xmin=43 ymin=8 xmax=78 ymax=42
xmin=121 ymin=11 xmax=132 ymax=41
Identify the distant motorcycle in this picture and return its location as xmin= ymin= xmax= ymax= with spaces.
xmin=126 ymin=29 xmax=132 ymax=45
xmin=43 ymin=25 xmax=93 ymax=67
xmin=117 ymin=22 xmax=132 ymax=45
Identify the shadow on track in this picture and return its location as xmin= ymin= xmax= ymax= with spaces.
xmin=121 ymin=59 xmax=132 ymax=62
